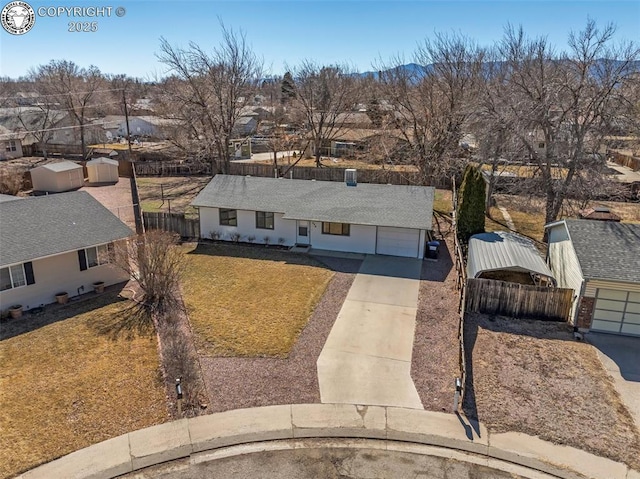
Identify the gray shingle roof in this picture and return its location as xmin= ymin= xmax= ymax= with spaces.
xmin=467 ymin=231 xmax=554 ymax=281
xmin=564 ymin=219 xmax=640 ymax=283
xmin=0 ymin=191 xmax=133 ymax=266
xmin=191 ymin=175 xmax=434 ymax=230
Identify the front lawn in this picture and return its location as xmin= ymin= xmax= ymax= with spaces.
xmin=0 ymin=291 xmax=167 ymax=479
xmin=181 ymin=243 xmax=333 ymax=358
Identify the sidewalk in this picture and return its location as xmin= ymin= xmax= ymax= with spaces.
xmin=19 ymin=404 xmax=638 ymax=479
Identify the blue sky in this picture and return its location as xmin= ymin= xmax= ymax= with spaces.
xmin=1 ymin=1 xmax=638 ymax=79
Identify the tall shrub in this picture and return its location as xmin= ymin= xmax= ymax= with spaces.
xmin=457 ymin=165 xmax=486 ymax=243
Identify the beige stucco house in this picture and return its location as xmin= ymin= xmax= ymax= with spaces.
xmin=0 ymin=125 xmax=23 ymax=160
xmin=0 ymin=192 xmax=133 ymax=312
xmin=546 ymin=219 xmax=640 ymax=337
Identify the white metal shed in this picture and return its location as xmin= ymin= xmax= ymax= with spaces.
xmin=86 ymin=157 xmax=119 ymax=184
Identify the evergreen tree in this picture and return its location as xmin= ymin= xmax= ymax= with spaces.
xmin=281 ymin=72 xmax=296 ymax=104
xmin=456 ymin=165 xmax=486 ymax=243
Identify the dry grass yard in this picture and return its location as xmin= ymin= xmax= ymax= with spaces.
xmin=136 ymin=176 xmax=210 ymax=218
xmin=0 ymin=290 xmax=167 ymax=479
xmin=464 ymin=313 xmax=640 ymax=470
xmin=181 ymin=243 xmax=333 ymax=358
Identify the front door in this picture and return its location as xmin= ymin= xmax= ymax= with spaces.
xmin=296 ymin=221 xmax=310 ymax=245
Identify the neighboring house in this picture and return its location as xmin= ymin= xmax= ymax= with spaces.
xmin=31 ymin=161 xmax=84 ymax=193
xmin=0 ymin=191 xmax=132 ymax=311
xmin=546 ymin=219 xmax=640 ymax=336
xmin=467 ymin=231 xmax=556 ymax=286
xmin=191 ymin=174 xmax=435 ymax=258
xmin=578 ymin=206 xmax=621 ymax=222
xmin=0 ymin=125 xmax=23 ymax=160
xmin=233 ymin=116 xmax=258 ymax=136
xmin=0 ymin=107 xmax=103 ymax=154
xmin=95 ymin=115 xmax=179 ymax=140
xmin=86 ymin=157 xmax=119 ymax=184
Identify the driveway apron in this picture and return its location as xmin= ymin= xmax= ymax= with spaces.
xmin=317 ymin=255 xmax=424 ymax=409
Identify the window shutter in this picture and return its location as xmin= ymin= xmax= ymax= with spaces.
xmin=78 ymin=249 xmax=87 ymax=271
xmin=24 ymin=262 xmax=35 ymax=285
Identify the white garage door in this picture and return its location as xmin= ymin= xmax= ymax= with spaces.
xmin=376 ymin=227 xmax=420 ymax=258
xmin=591 ymin=289 xmax=640 ymax=336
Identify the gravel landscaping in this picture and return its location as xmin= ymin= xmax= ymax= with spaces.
xmin=463 ymin=312 xmax=640 ymax=470
xmin=411 ymin=233 xmax=461 ymax=412
xmin=199 ymin=257 xmax=362 ymax=413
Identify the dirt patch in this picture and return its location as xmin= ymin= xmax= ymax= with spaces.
xmin=412 ymin=232 xmax=461 ymax=412
xmin=463 ymin=312 xmax=640 ymax=470
xmin=198 ymin=256 xmax=361 ymax=412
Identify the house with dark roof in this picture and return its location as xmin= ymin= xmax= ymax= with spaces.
xmin=545 ymin=219 xmax=640 ymax=336
xmin=0 ymin=191 xmax=133 ymax=312
xmin=191 ymin=174 xmax=435 ymax=258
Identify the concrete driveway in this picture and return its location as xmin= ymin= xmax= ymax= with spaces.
xmin=588 ymin=333 xmax=640 ymax=428
xmin=317 ymin=255 xmax=423 ymax=409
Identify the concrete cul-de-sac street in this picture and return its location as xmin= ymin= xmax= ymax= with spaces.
xmin=317 ymin=255 xmax=424 ymax=409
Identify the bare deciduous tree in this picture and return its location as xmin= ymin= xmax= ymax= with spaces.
xmin=30 ymin=60 xmax=105 ymax=158
xmin=480 ymin=21 xmax=639 ymax=224
xmin=377 ymin=33 xmax=485 ymax=184
xmin=156 ymin=24 xmax=262 ymax=173
xmin=113 ymin=230 xmax=186 ymax=327
xmin=289 ymin=62 xmax=361 ymax=167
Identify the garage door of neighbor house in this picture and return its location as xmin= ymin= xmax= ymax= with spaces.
xmin=591 ymin=289 xmax=640 ymax=336
xmin=376 ymin=227 xmax=420 ymax=258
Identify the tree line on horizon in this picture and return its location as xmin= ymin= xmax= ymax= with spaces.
xmin=0 ymin=19 xmax=638 ymax=225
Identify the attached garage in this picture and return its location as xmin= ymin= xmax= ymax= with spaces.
xmin=591 ymin=289 xmax=640 ymax=336
xmin=545 ymin=219 xmax=640 ymax=337
xmin=30 ymin=161 xmax=84 ymax=193
xmin=376 ymin=227 xmax=421 ymax=258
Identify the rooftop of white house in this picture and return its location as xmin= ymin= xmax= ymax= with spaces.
xmin=191 ymin=175 xmax=435 ymax=230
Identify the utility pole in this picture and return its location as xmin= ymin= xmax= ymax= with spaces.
xmin=122 ymin=88 xmax=133 ymax=158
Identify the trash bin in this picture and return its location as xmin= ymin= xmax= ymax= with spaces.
xmin=426 ymin=240 xmax=440 ymax=259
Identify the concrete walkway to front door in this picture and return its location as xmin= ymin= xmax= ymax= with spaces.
xmin=317 ymin=255 xmax=424 ymax=409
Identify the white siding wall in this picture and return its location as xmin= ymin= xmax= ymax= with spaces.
xmin=310 ymin=222 xmax=377 ymax=254
xmin=547 ymin=224 xmax=584 ymax=322
xmin=198 ymin=207 xmax=297 ymax=245
xmin=0 ymin=251 xmax=129 ymax=311
xmin=0 ymin=140 xmax=23 ymax=160
xmin=198 ymin=207 xmax=378 ymax=254
xmin=584 ymin=279 xmax=640 ymax=297
xmin=419 ymin=230 xmax=427 ymax=259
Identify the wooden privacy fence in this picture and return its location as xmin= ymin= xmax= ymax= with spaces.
xmin=610 ymin=150 xmax=640 ymax=171
xmin=143 ymin=212 xmax=200 ymax=239
xmin=465 ymin=278 xmax=573 ymax=322
xmin=133 ymin=160 xmax=453 ymax=188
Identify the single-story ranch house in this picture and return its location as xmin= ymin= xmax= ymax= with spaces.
xmin=0 ymin=191 xmax=133 ymax=312
xmin=546 ymin=219 xmax=640 ymax=337
xmin=191 ymin=174 xmax=435 ymax=258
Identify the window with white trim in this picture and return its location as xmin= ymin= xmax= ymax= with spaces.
xmin=5 ymin=140 xmax=17 ymax=152
xmin=85 ymin=244 xmax=111 ymax=268
xmin=0 ymin=262 xmax=35 ymax=291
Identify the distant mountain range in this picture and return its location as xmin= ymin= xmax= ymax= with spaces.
xmin=357 ymin=59 xmax=640 ymax=80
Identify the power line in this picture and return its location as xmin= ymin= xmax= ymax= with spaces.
xmin=9 ymin=100 xmax=124 ymax=114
